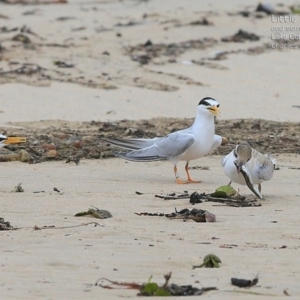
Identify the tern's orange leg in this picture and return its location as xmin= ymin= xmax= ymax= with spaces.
xmin=185 ymin=162 xmax=201 ymax=183
xmin=174 ymin=165 xmax=188 ymax=184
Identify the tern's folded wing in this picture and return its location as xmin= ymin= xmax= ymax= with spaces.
xmin=155 ymin=132 xmax=195 ymax=158
xmin=115 ymin=132 xmax=195 ymax=162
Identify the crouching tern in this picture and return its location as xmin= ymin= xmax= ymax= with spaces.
xmin=0 ymin=134 xmax=25 ymax=148
xmin=102 ymin=97 xmax=227 ymax=184
xmin=221 ymin=143 xmax=276 ymax=198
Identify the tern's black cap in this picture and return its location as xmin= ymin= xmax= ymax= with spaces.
xmin=198 ymin=97 xmax=216 ymax=106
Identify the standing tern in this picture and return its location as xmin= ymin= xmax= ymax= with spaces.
xmin=102 ymin=97 xmax=227 ymax=184
xmin=221 ymin=143 xmax=276 ymax=198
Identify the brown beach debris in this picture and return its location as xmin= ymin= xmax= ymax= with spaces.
xmin=193 ymin=254 xmax=222 ymax=269
xmin=190 ymin=186 xmax=261 ymax=207
xmin=96 ymin=272 xmax=217 ymax=296
xmin=1 ymin=118 xmax=298 ymax=164
xmin=11 ymin=182 xmax=24 ymax=192
xmin=221 ymin=30 xmax=260 ymax=42
xmin=135 ymin=208 xmax=216 ymax=223
xmin=0 ymin=217 xmax=14 ymax=230
xmin=75 ymin=207 xmax=113 ymax=219
xmin=65 ymin=157 xmax=80 ymax=165
xmin=231 ymin=276 xmax=259 ymax=288
xmin=127 ymin=38 xmax=218 ymax=65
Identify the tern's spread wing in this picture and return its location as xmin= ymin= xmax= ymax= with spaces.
xmin=115 ymin=132 xmax=195 ymax=162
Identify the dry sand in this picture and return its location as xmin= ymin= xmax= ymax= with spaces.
xmin=1 ymin=0 xmax=300 ymax=299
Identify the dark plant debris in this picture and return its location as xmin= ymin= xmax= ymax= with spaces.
xmin=231 ymin=276 xmax=259 ymax=288
xmin=0 ymin=118 xmax=298 ymax=165
xmin=95 ymin=272 xmax=217 ymax=296
xmin=155 ymin=191 xmax=190 ymax=200
xmin=190 ymin=191 xmax=205 ymax=204
xmin=75 ymin=207 xmax=113 ymax=219
xmin=135 ymin=208 xmax=216 ymax=222
xmin=11 ymin=182 xmax=24 ymax=192
xmin=193 ymin=254 xmax=222 ymax=269
xmin=205 ymin=193 xmax=261 ymax=207
xmin=65 ymin=157 xmax=80 ymax=165
xmin=155 ymin=188 xmax=260 ymax=207
xmin=221 ymin=30 xmax=260 ymax=42
xmin=0 ymin=217 xmax=14 ymax=230
xmin=0 ymin=63 xmax=117 ymax=90
xmin=127 ymin=38 xmax=217 ymax=65
xmin=53 ymin=60 xmax=75 ymax=68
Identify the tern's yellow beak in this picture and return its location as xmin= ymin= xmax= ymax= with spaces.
xmin=3 ymin=137 xmax=27 ymax=144
xmin=207 ymin=105 xmax=221 ymax=117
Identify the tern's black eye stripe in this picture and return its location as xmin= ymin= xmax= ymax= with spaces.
xmin=233 ymin=150 xmax=237 ymax=158
xmin=0 ymin=137 xmax=6 ymax=142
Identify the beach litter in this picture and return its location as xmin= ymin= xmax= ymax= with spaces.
xmin=193 ymin=254 xmax=222 ymax=269
xmin=95 ymin=272 xmax=217 ymax=296
xmin=231 ymin=276 xmax=259 ymax=288
xmin=135 ymin=208 xmax=215 ymax=222
xmin=75 ymin=207 xmax=113 ymax=219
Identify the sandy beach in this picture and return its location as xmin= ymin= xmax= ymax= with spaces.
xmin=1 ymin=0 xmax=300 ymax=299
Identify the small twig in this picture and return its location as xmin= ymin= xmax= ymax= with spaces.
xmin=162 ymin=272 xmax=172 ymax=288
xmin=11 ymin=182 xmax=24 ymax=193
xmin=154 ymin=194 xmax=190 ymax=200
xmin=33 ymin=222 xmax=102 ymax=230
xmin=95 ymin=277 xmax=141 ymax=289
xmin=4 ymin=222 xmax=102 ymax=231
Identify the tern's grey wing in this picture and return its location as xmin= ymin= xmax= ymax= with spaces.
xmin=252 ymin=149 xmax=275 ymax=181
xmin=115 ymin=132 xmax=195 ymax=162
xmin=101 ymin=137 xmax=161 ymax=150
xmin=155 ymin=132 xmax=195 ymax=158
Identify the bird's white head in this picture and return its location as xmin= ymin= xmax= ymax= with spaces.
xmin=233 ymin=143 xmax=252 ymax=173
xmin=0 ymin=134 xmax=25 ymax=148
xmin=197 ymin=97 xmax=220 ymax=117
xmin=0 ymin=134 xmax=7 ymax=149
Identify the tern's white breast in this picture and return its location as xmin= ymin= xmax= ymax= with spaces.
xmin=179 ymin=122 xmax=215 ymax=161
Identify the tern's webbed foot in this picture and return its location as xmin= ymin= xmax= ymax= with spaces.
xmin=186 ymin=179 xmax=201 ymax=183
xmin=176 ymin=178 xmax=189 ymax=184
xmin=176 ymin=178 xmax=201 ymax=184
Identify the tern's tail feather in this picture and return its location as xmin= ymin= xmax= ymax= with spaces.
xmin=101 ymin=137 xmax=159 ymax=151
